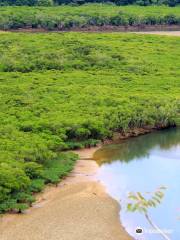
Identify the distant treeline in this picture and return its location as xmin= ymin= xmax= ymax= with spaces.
xmin=0 ymin=0 xmax=179 ymax=7
xmin=0 ymin=5 xmax=180 ymax=30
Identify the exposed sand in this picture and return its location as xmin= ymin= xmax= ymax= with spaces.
xmin=0 ymin=146 xmax=132 ymax=240
xmin=133 ymin=31 xmax=180 ymax=36
xmin=1 ymin=30 xmax=180 ymax=36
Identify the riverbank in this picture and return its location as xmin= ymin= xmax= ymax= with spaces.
xmin=0 ymin=127 xmax=176 ymax=240
xmin=1 ymin=28 xmax=180 ymax=35
xmin=0 ymin=146 xmax=132 ymax=240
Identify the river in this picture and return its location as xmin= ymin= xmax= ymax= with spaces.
xmin=94 ymin=128 xmax=180 ymax=240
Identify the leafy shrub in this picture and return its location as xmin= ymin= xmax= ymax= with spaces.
xmin=163 ymin=14 xmax=179 ymax=24
xmin=24 ymin=162 xmax=44 ymax=179
xmin=37 ymin=0 xmax=53 ymax=6
xmin=111 ymin=12 xmax=129 ymax=25
xmin=29 ymin=179 xmax=45 ymax=192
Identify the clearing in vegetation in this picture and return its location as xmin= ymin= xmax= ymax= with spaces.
xmin=0 ymin=32 xmax=179 ymax=213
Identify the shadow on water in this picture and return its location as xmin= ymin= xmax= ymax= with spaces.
xmin=94 ymin=128 xmax=180 ymax=164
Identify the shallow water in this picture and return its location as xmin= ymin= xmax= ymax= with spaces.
xmin=94 ymin=128 xmax=180 ymax=240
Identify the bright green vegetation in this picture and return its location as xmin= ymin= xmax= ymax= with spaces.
xmin=0 ymin=32 xmax=180 ymax=213
xmin=0 ymin=152 xmax=77 ymax=212
xmin=0 ymin=4 xmax=180 ymax=30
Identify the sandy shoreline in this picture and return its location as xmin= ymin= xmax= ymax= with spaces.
xmin=0 ymin=146 xmax=132 ymax=240
xmin=0 ymin=30 xmax=180 ymax=36
xmin=133 ymin=31 xmax=180 ymax=36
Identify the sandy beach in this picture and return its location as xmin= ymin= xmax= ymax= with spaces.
xmin=0 ymin=146 xmax=132 ymax=240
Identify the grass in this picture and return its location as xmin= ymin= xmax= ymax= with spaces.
xmin=0 ymin=31 xmax=179 ymax=212
xmin=0 ymin=4 xmax=180 ymax=30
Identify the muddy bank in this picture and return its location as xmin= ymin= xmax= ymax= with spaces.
xmin=0 ymin=146 xmax=132 ymax=240
xmin=70 ymin=24 xmax=180 ymax=32
xmin=1 ymin=24 xmax=180 ymax=33
xmin=102 ymin=125 xmax=176 ymax=144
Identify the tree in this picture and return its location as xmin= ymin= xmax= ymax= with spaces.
xmin=37 ymin=0 xmax=53 ymax=6
xmin=0 ymin=0 xmax=38 ymax=6
xmin=127 ymin=186 xmax=170 ymax=240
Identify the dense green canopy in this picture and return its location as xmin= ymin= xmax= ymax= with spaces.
xmin=0 ymin=32 xmax=179 ymax=213
xmin=0 ymin=0 xmax=179 ymax=6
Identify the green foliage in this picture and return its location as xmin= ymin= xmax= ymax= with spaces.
xmin=0 ymin=0 xmax=38 ymax=6
xmin=127 ymin=186 xmax=166 ymax=213
xmin=24 ymin=162 xmax=44 ymax=179
xmin=37 ymin=0 xmax=53 ymax=6
xmin=127 ymin=186 xmax=171 ymax=240
xmin=0 ymin=32 xmax=179 ymax=213
xmin=0 ymin=152 xmax=77 ymax=212
xmin=0 ymin=0 xmax=179 ymax=6
xmin=29 ymin=179 xmax=45 ymax=192
xmin=15 ymin=203 xmax=29 ymax=213
xmin=0 ymin=5 xmax=180 ymax=30
xmin=43 ymin=152 xmax=78 ymax=183
xmin=15 ymin=192 xmax=35 ymax=205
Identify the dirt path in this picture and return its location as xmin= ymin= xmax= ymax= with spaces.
xmin=0 ymin=147 xmax=132 ymax=240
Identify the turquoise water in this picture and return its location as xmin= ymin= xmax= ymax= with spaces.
xmin=94 ymin=128 xmax=180 ymax=240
